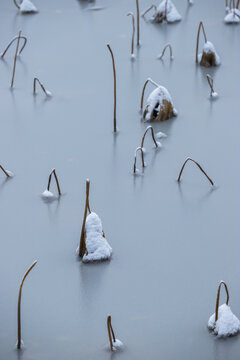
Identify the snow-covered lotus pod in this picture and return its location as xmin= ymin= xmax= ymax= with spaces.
xmin=196 ymin=22 xmax=220 ymax=67
xmin=224 ymin=8 xmax=240 ymax=23
xmin=82 ymin=212 xmax=112 ymax=263
xmin=107 ymin=316 xmax=124 ymax=352
xmin=142 ymin=0 xmax=181 ymax=23
xmin=13 ymin=0 xmax=38 ymax=13
xmin=208 ymin=281 xmax=240 ymax=337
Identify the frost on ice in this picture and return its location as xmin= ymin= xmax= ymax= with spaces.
xmin=142 ymin=0 xmax=181 ymax=23
xmin=19 ymin=0 xmax=38 ymax=13
xmin=224 ymin=8 xmax=240 ymax=23
xmin=82 ymin=212 xmax=112 ymax=263
xmin=208 ymin=304 xmax=240 ymax=337
xmin=198 ymin=41 xmax=221 ymax=67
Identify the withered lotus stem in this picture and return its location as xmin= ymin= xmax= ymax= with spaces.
xmin=215 ymin=281 xmax=229 ymax=322
xmin=127 ymin=12 xmax=135 ymax=56
xmin=136 ymin=0 xmax=140 ymax=46
xmin=107 ymin=315 xmax=116 ymax=351
xmin=206 ymin=74 xmax=214 ymax=96
xmin=47 ymin=168 xmax=61 ymax=196
xmin=141 ymin=126 xmax=158 ymax=149
xmin=141 ymin=4 xmax=157 ymax=17
xmin=134 ymin=147 xmax=145 ymax=173
xmin=164 ymin=0 xmax=168 ymax=20
xmin=140 ymin=78 xmax=160 ymax=111
xmin=177 ymin=157 xmax=214 ymax=185
xmin=17 ymin=260 xmax=37 ymax=349
xmin=158 ymin=43 xmax=173 ymax=60
xmin=33 ymin=78 xmax=49 ymax=96
xmin=79 ymin=179 xmax=91 ymax=257
xmin=13 ymin=0 xmax=20 ymax=9
xmin=237 ymin=0 xmax=240 ymax=8
xmin=11 ymin=30 xmax=22 ymax=88
xmin=1 ymin=35 xmax=27 ymax=58
xmin=107 ymin=44 xmax=117 ymax=133
xmin=196 ymin=21 xmax=207 ymax=64
xmin=0 ymin=164 xmax=10 ymax=177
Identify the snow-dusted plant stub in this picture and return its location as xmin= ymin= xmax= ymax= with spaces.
xmin=157 ymin=43 xmax=174 ymax=60
xmin=0 ymin=35 xmax=27 ymax=58
xmin=177 ymin=158 xmax=214 ymax=186
xmin=13 ymin=0 xmax=38 ymax=13
xmin=208 ymin=281 xmax=240 ymax=337
xmin=206 ymin=74 xmax=218 ymax=99
xmin=141 ymin=78 xmax=177 ymax=122
xmin=0 ymin=164 xmax=14 ymax=178
xmin=107 ymin=316 xmax=124 ymax=352
xmin=33 ymin=78 xmax=52 ymax=97
xmin=224 ymin=0 xmax=240 ymax=23
xmin=141 ymin=0 xmax=181 ymax=23
xmin=42 ymin=169 xmax=61 ymax=200
xmin=141 ymin=126 xmax=166 ymax=151
xmin=196 ymin=22 xmax=221 ymax=67
xmin=133 ymin=147 xmax=145 ymax=173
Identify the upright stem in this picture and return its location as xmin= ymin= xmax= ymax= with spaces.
xmin=13 ymin=0 xmax=20 ymax=9
xmin=237 ymin=0 xmax=240 ymax=8
xmin=79 ymin=179 xmax=90 ymax=258
xmin=127 ymin=12 xmax=135 ymax=56
xmin=136 ymin=0 xmax=140 ymax=46
xmin=11 ymin=30 xmax=21 ymax=88
xmin=215 ymin=281 xmax=229 ymax=322
xmin=1 ymin=36 xmax=27 ymax=58
xmin=140 ymin=78 xmax=160 ymax=111
xmin=206 ymin=74 xmax=214 ymax=96
xmin=196 ymin=22 xmax=207 ymax=64
xmin=17 ymin=261 xmax=37 ymax=350
xmin=158 ymin=43 xmax=173 ymax=60
xmin=164 ymin=0 xmax=168 ymax=21
xmin=107 ymin=44 xmax=117 ymax=133
xmin=134 ymin=147 xmax=145 ymax=173
xmin=33 ymin=78 xmax=48 ymax=96
xmin=0 ymin=165 xmax=10 ymax=177
xmin=107 ymin=316 xmax=116 ymax=351
xmin=177 ymin=157 xmax=214 ymax=186
xmin=47 ymin=169 xmax=61 ymax=196
xmin=141 ymin=126 xmax=158 ymax=148
xmin=141 ymin=4 xmax=157 ymax=17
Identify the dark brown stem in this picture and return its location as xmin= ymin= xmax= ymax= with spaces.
xmin=127 ymin=12 xmax=135 ymax=56
xmin=158 ymin=43 xmax=173 ymax=60
xmin=11 ymin=30 xmax=21 ymax=88
xmin=0 ymin=165 xmax=10 ymax=177
xmin=79 ymin=179 xmax=91 ymax=258
xmin=13 ymin=0 xmax=20 ymax=9
xmin=107 ymin=316 xmax=116 ymax=351
xmin=206 ymin=74 xmax=214 ymax=96
xmin=196 ymin=22 xmax=207 ymax=64
xmin=237 ymin=0 xmax=240 ymax=8
xmin=33 ymin=78 xmax=49 ymax=96
xmin=17 ymin=260 xmax=37 ymax=350
xmin=141 ymin=126 xmax=158 ymax=148
xmin=47 ymin=169 xmax=61 ymax=196
xmin=177 ymin=158 xmax=214 ymax=186
xmin=134 ymin=147 xmax=145 ymax=173
xmin=140 ymin=78 xmax=159 ymax=111
xmin=141 ymin=4 xmax=157 ymax=17
xmin=136 ymin=0 xmax=140 ymax=46
xmin=215 ymin=281 xmax=229 ymax=322
xmin=107 ymin=44 xmax=117 ymax=133
xmin=164 ymin=0 xmax=168 ymax=21
xmin=1 ymin=36 xmax=27 ymax=58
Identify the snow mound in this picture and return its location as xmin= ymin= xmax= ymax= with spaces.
xmin=82 ymin=212 xmax=112 ymax=263
xmin=42 ymin=189 xmax=54 ymax=199
xmin=210 ymin=91 xmax=218 ymax=99
xmin=224 ymin=9 xmax=240 ymax=23
xmin=5 ymin=170 xmax=14 ymax=177
xmin=208 ymin=304 xmax=240 ymax=337
xmin=20 ymin=0 xmax=38 ymax=13
xmin=198 ymin=41 xmax=221 ymax=67
xmin=112 ymin=339 xmax=124 ymax=351
xmin=154 ymin=0 xmax=181 ymax=23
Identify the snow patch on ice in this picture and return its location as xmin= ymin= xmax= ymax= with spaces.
xmin=224 ymin=9 xmax=240 ymax=23
xmin=42 ymin=189 xmax=54 ymax=199
xmin=112 ymin=339 xmax=124 ymax=351
xmin=20 ymin=0 xmax=38 ymax=13
xmin=155 ymin=131 xmax=167 ymax=139
xmin=210 ymin=91 xmax=218 ymax=99
xmin=208 ymin=304 xmax=240 ymax=337
xmin=131 ymin=54 xmax=136 ymax=61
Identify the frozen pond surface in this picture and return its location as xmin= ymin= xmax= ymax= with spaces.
xmin=0 ymin=0 xmax=240 ymax=359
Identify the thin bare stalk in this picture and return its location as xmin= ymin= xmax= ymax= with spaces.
xmin=196 ymin=22 xmax=207 ymax=64
xmin=33 ymin=78 xmax=49 ymax=96
xmin=79 ymin=179 xmax=91 ymax=258
xmin=141 ymin=4 xmax=157 ymax=17
xmin=17 ymin=260 xmax=37 ymax=349
xmin=107 ymin=44 xmax=117 ymax=133
xmin=13 ymin=0 xmax=20 ymax=9
xmin=237 ymin=0 xmax=240 ymax=8
xmin=134 ymin=147 xmax=145 ymax=173
xmin=127 ymin=12 xmax=135 ymax=56
xmin=107 ymin=315 xmax=116 ymax=351
xmin=1 ymin=36 xmax=27 ymax=58
xmin=206 ymin=74 xmax=215 ymax=96
xmin=47 ymin=168 xmax=61 ymax=196
xmin=141 ymin=126 xmax=158 ymax=148
xmin=215 ymin=281 xmax=229 ymax=322
xmin=0 ymin=164 xmax=10 ymax=177
xmin=140 ymin=78 xmax=159 ymax=111
xmin=136 ymin=0 xmax=140 ymax=46
xmin=11 ymin=30 xmax=21 ymax=88
xmin=164 ymin=0 xmax=168 ymax=21
xmin=177 ymin=157 xmax=214 ymax=185
xmin=158 ymin=43 xmax=173 ymax=60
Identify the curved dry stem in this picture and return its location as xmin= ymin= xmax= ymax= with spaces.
xmin=17 ymin=260 xmax=37 ymax=349
xmin=13 ymin=0 xmax=20 ymax=9
xmin=140 ymin=78 xmax=160 ymax=111
xmin=215 ymin=281 xmax=229 ymax=322
xmin=158 ymin=43 xmax=173 ymax=60
xmin=127 ymin=12 xmax=135 ymax=56
xmin=79 ymin=179 xmax=91 ymax=257
xmin=11 ymin=30 xmax=21 ymax=88
xmin=206 ymin=74 xmax=214 ymax=96
xmin=196 ymin=22 xmax=207 ymax=64
xmin=141 ymin=4 xmax=157 ymax=17
xmin=0 ymin=164 xmax=10 ymax=177
xmin=107 ymin=44 xmax=117 ymax=133
xmin=134 ymin=147 xmax=145 ymax=173
xmin=141 ymin=126 xmax=158 ymax=149
xmin=1 ymin=36 xmax=27 ymax=58
xmin=33 ymin=78 xmax=49 ymax=96
xmin=136 ymin=0 xmax=140 ymax=46
xmin=47 ymin=168 xmax=61 ymax=196
xmin=177 ymin=158 xmax=214 ymax=185
xmin=107 ymin=315 xmax=116 ymax=351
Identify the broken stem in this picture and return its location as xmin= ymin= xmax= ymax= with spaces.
xmin=141 ymin=4 xmax=157 ymax=17
xmin=140 ymin=78 xmax=160 ymax=111
xmin=1 ymin=35 xmax=27 ymax=58
xmin=79 ymin=179 xmax=91 ymax=258
xmin=0 ymin=165 xmax=10 ymax=177
xmin=134 ymin=147 xmax=145 ymax=173
xmin=206 ymin=74 xmax=214 ymax=96
xmin=127 ymin=12 xmax=135 ymax=56
xmin=136 ymin=0 xmax=140 ymax=46
xmin=11 ymin=30 xmax=21 ymax=88
xmin=177 ymin=158 xmax=214 ymax=185
xmin=17 ymin=260 xmax=37 ymax=350
xmin=33 ymin=78 xmax=49 ymax=96
xmin=107 ymin=44 xmax=117 ymax=133
xmin=141 ymin=126 xmax=158 ymax=148
xmin=196 ymin=21 xmax=207 ymax=64
xmin=158 ymin=43 xmax=173 ymax=60
xmin=47 ymin=168 xmax=61 ymax=196
xmin=215 ymin=281 xmax=229 ymax=322
xmin=107 ymin=315 xmax=116 ymax=351
xmin=13 ymin=0 xmax=20 ymax=9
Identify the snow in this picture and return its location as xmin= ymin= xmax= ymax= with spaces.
xmin=42 ymin=189 xmax=54 ymax=199
xmin=20 ymin=0 xmax=38 ymax=13
xmin=224 ymin=9 xmax=240 ymax=23
xmin=82 ymin=212 xmax=112 ymax=263
xmin=131 ymin=54 xmax=136 ymax=61
xmin=210 ymin=91 xmax=218 ymax=99
xmin=208 ymin=304 xmax=240 ymax=337
xmin=198 ymin=41 xmax=221 ymax=66
xmin=155 ymin=131 xmax=167 ymax=139
xmin=144 ymin=86 xmax=175 ymax=121
xmin=155 ymin=0 xmax=182 ymax=23
xmin=45 ymin=90 xmax=52 ymax=97
xmin=5 ymin=170 xmax=14 ymax=177
xmin=112 ymin=339 xmax=124 ymax=351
